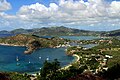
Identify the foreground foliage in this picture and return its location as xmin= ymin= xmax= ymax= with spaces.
xmin=0 ymin=72 xmax=30 ymax=80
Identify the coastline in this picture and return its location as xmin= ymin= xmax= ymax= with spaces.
xmin=29 ymin=54 xmax=80 ymax=76
xmin=73 ymin=54 xmax=80 ymax=62
xmin=0 ymin=43 xmax=80 ymax=76
xmin=0 ymin=43 xmax=25 ymax=47
xmin=61 ymin=54 xmax=80 ymax=70
xmin=30 ymin=54 xmax=80 ymax=77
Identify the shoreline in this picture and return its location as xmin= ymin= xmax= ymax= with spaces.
xmin=29 ymin=54 xmax=80 ymax=76
xmin=0 ymin=43 xmax=80 ymax=75
xmin=60 ymin=54 xmax=80 ymax=70
xmin=73 ymin=54 xmax=80 ymax=62
xmin=0 ymin=43 xmax=25 ymax=47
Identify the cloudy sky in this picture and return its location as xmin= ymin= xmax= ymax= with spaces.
xmin=0 ymin=0 xmax=120 ymax=31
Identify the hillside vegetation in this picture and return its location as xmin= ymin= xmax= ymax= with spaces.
xmin=0 ymin=34 xmax=68 ymax=54
xmin=101 ymin=29 xmax=120 ymax=36
xmin=0 ymin=26 xmax=101 ymax=36
xmin=1 ymin=26 xmax=120 ymax=37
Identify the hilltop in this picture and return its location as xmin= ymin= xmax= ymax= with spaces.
xmin=1 ymin=26 xmax=120 ymax=37
xmin=101 ymin=29 xmax=120 ymax=36
xmin=0 ymin=26 xmax=101 ymax=36
xmin=32 ymin=26 xmax=100 ymax=36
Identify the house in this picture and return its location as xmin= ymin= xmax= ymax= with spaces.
xmin=105 ymin=55 xmax=113 ymax=58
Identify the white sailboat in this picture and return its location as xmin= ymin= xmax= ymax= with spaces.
xmin=39 ymin=56 xmax=41 ymax=59
xmin=16 ymin=56 xmax=19 ymax=62
xmin=16 ymin=56 xmax=20 ymax=66
xmin=46 ymin=57 xmax=49 ymax=61
xmin=29 ymin=60 xmax=31 ymax=64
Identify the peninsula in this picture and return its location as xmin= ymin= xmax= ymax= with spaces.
xmin=0 ymin=34 xmax=71 ymax=54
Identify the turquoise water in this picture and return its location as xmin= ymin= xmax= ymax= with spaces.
xmin=0 ymin=35 xmax=98 ymax=73
xmin=0 ymin=46 xmax=74 ymax=73
xmin=0 ymin=34 xmax=16 ymax=38
xmin=60 ymin=36 xmax=99 ymax=40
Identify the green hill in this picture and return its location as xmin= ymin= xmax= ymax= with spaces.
xmin=0 ymin=26 xmax=101 ymax=36
xmin=1 ymin=26 xmax=120 ymax=36
xmin=101 ymin=29 xmax=120 ymax=36
xmin=33 ymin=26 xmax=100 ymax=36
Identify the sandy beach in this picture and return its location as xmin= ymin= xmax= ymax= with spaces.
xmin=0 ymin=42 xmax=80 ymax=77
xmin=61 ymin=54 xmax=80 ymax=70
xmin=30 ymin=54 xmax=80 ymax=77
xmin=73 ymin=54 xmax=80 ymax=62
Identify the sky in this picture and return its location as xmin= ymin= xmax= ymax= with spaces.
xmin=0 ymin=0 xmax=120 ymax=31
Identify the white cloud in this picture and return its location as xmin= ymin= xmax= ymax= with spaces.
xmin=0 ymin=0 xmax=11 ymax=12
xmin=17 ymin=0 xmax=110 ymax=23
xmin=108 ymin=1 xmax=120 ymax=18
xmin=1 ymin=0 xmax=120 ymax=31
xmin=0 ymin=0 xmax=13 ymax=30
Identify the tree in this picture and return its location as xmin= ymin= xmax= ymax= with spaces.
xmin=38 ymin=59 xmax=61 ymax=80
xmin=101 ymin=63 xmax=120 ymax=80
xmin=52 ymin=59 xmax=61 ymax=72
xmin=2 ymin=72 xmax=31 ymax=80
xmin=40 ymin=60 xmax=52 ymax=80
xmin=29 ymin=40 xmax=41 ymax=48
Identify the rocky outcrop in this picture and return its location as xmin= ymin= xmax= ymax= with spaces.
xmin=24 ymin=40 xmax=41 ymax=54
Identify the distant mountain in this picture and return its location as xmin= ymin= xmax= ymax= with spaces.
xmin=0 ymin=30 xmax=11 ymax=34
xmin=0 ymin=26 xmax=100 ymax=36
xmin=10 ymin=28 xmax=34 ymax=34
xmin=30 ymin=26 xmax=101 ymax=36
xmin=101 ymin=29 xmax=120 ymax=36
xmin=33 ymin=26 xmax=96 ymax=36
xmin=1 ymin=26 xmax=120 ymax=36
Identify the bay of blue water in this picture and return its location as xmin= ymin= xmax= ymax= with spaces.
xmin=0 ymin=35 xmax=98 ymax=73
xmin=0 ymin=45 xmax=74 ymax=73
xmin=60 ymin=36 xmax=99 ymax=40
xmin=0 ymin=34 xmax=16 ymax=38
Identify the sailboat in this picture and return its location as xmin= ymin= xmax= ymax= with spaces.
xmin=29 ymin=60 xmax=31 ymax=64
xmin=46 ymin=57 xmax=49 ymax=61
xmin=16 ymin=56 xmax=20 ymax=66
xmin=16 ymin=56 xmax=19 ymax=62
xmin=39 ymin=56 xmax=41 ymax=59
